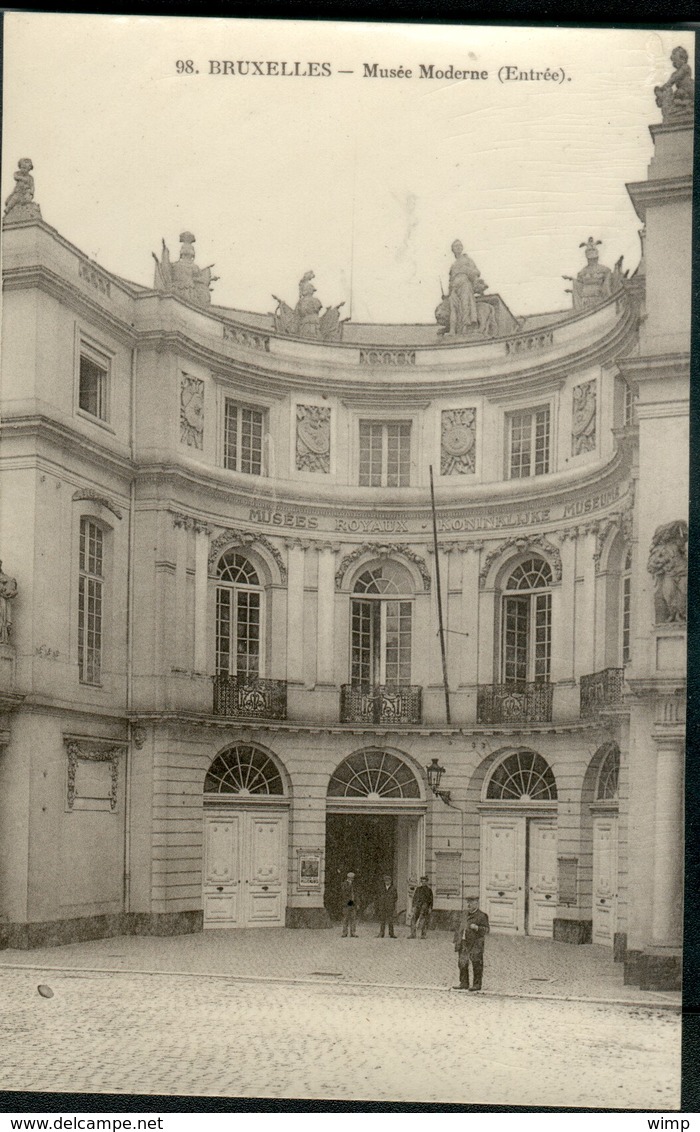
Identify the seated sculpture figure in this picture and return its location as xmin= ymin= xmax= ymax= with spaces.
xmin=655 ymin=46 xmax=694 ymax=123
xmin=4 ymin=158 xmax=41 ymax=220
xmin=153 ymin=232 xmax=218 ymax=307
xmin=563 ymin=237 xmax=615 ymax=311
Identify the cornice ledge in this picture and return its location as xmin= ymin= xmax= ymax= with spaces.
xmin=2 ymin=264 xmax=137 ymax=343
xmin=0 ymin=414 xmax=133 ymax=479
xmin=625 ymin=676 xmax=687 ymax=697
xmin=616 ymin=352 xmax=690 ymax=385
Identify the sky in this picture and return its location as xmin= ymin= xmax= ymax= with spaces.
xmin=2 ymin=15 xmax=694 ymax=323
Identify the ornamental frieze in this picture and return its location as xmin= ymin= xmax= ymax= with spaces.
xmin=478 ymin=535 xmax=562 ymax=588
xmin=208 ymin=527 xmax=287 ymax=582
xmin=441 ymin=408 xmax=476 ymax=475
xmin=572 ymin=379 xmax=597 ymax=455
xmin=296 ymin=405 xmax=331 ymax=473
xmin=64 ymin=738 xmax=127 ymax=812
xmin=335 ymin=544 xmax=431 ymax=591
xmin=180 ymin=375 xmax=204 ymax=449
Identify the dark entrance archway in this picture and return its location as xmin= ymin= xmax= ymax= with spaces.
xmin=325 ymin=813 xmax=397 ymax=920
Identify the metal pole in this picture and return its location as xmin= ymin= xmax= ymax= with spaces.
xmin=429 ymin=465 xmax=451 ymax=725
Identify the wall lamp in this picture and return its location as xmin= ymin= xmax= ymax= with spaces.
xmin=426 ymin=758 xmax=451 ymax=805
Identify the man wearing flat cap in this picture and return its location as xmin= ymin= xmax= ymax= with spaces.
xmin=453 ymin=895 xmax=490 ymax=991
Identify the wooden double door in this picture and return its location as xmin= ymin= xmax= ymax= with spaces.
xmin=203 ymin=807 xmax=288 ymax=928
xmin=480 ymin=813 xmax=557 ymax=937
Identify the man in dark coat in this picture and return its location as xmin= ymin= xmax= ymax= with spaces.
xmin=340 ymin=871 xmax=358 ymax=938
xmin=376 ymin=874 xmax=398 ymax=938
xmin=453 ymin=895 xmax=490 ymax=990
xmin=409 ymin=875 xmax=434 ymax=938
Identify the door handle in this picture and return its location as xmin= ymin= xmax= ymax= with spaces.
xmin=600 ymin=898 xmax=606 ymax=905
xmin=544 ymin=894 xmax=552 ymax=900
xmin=262 ymin=885 xmax=269 ymax=891
xmin=498 ymin=891 xmax=505 ymax=897
xmin=216 ymin=886 xmax=224 ymax=892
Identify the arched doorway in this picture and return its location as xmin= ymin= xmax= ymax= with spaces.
xmin=325 ymin=749 xmax=425 ymax=923
xmin=479 ymin=749 xmax=558 ymax=937
xmin=591 ymin=742 xmax=620 ymax=946
xmin=202 ymin=743 xmax=289 ymax=928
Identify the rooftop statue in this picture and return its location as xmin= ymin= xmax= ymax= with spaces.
xmin=563 ymin=237 xmax=626 ymax=311
xmin=4 ymin=158 xmax=41 ymax=222
xmin=152 ymin=231 xmax=218 ymax=307
xmin=273 ymin=271 xmax=346 ymax=340
xmin=655 ymin=47 xmax=694 ymax=123
xmin=435 ymin=240 xmax=497 ymax=338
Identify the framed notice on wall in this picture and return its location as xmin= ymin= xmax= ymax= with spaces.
xmin=297 ymin=849 xmax=322 ymax=890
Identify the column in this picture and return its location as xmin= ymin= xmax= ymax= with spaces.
xmin=460 ymin=542 xmax=481 ymax=686
xmin=173 ymin=514 xmax=189 ymax=669
xmin=316 ymin=542 xmax=337 ymax=686
xmin=551 ymin=529 xmax=576 ymax=683
xmin=193 ymin=522 xmax=210 ymax=674
xmin=286 ymin=540 xmax=307 ymax=684
xmin=651 ymin=734 xmax=684 ymax=947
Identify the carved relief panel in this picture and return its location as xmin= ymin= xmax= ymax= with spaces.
xmin=441 ymin=408 xmax=476 ymax=475
xmin=180 ymin=375 xmax=204 ymax=449
xmin=571 ymin=380 xmax=596 ymax=455
xmin=296 ymin=404 xmax=331 ymax=473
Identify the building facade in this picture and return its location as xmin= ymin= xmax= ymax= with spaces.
xmin=0 ymin=69 xmax=690 ymax=990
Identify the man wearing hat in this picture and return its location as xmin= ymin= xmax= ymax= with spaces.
xmin=453 ymin=895 xmax=490 ymax=990
xmin=409 ymin=875 xmax=434 ymax=939
xmin=340 ymin=871 xmax=358 ymax=938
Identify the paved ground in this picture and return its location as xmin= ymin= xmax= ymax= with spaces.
xmin=0 ymin=925 xmax=681 ymax=1007
xmin=0 ymin=928 xmax=680 ymax=1107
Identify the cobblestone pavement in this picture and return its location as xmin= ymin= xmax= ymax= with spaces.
xmin=0 ymin=966 xmax=679 ymax=1106
xmin=0 ymin=926 xmax=681 ymax=1007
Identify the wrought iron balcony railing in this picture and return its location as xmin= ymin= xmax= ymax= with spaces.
xmin=580 ymin=668 xmax=625 ymax=719
xmin=213 ymin=675 xmax=287 ymax=720
xmin=340 ymin=684 xmax=423 ymax=725
xmin=477 ymin=682 xmax=553 ymax=725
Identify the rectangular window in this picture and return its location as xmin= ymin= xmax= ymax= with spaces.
xmin=216 ymin=586 xmax=261 ymax=678
xmin=223 ymin=401 xmax=264 ymax=474
xmin=351 ymin=599 xmax=412 ymax=685
xmin=78 ymin=350 xmax=108 ymax=421
xmin=502 ymin=592 xmax=551 ymax=683
xmin=359 ymin=421 xmax=411 ymax=486
xmin=623 ymin=383 xmax=637 ymax=426
xmin=78 ymin=518 xmax=104 ymax=685
xmin=508 ymin=406 xmax=550 ymax=479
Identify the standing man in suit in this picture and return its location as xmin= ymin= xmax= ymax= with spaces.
xmin=376 ymin=874 xmax=398 ymax=938
xmin=340 ymin=871 xmax=358 ymax=938
xmin=453 ymin=895 xmax=490 ymax=990
xmin=409 ymin=875 xmax=434 ymax=939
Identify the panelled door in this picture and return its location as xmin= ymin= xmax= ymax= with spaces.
xmin=592 ymin=814 xmax=618 ymax=946
xmin=203 ymin=808 xmax=287 ymax=927
xmin=527 ymin=819 xmax=558 ymax=937
xmin=480 ymin=815 xmax=526 ymax=933
xmin=481 ymin=814 xmax=557 ymax=936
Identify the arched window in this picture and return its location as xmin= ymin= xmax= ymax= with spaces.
xmin=215 ymin=552 xmax=263 ymax=678
xmin=501 ymin=557 xmax=552 ymax=684
xmin=621 ymin=550 xmax=632 ymax=666
xmin=351 ymin=562 xmax=413 ymax=687
xmin=204 ymin=744 xmax=284 ymax=796
xmin=328 ymin=750 xmax=420 ymax=799
xmin=486 ymin=750 xmax=557 ymax=801
xmin=596 ymin=744 xmax=620 ymax=802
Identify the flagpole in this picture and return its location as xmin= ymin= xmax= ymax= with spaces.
xmin=429 ymin=465 xmax=451 ymax=725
